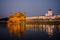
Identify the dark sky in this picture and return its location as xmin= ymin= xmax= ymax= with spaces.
xmin=0 ymin=0 xmax=60 ymax=18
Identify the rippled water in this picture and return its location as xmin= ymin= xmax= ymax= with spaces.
xmin=0 ymin=23 xmax=60 ymax=40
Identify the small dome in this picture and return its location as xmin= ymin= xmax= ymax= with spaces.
xmin=48 ymin=9 xmax=52 ymax=11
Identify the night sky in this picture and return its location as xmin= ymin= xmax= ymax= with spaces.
xmin=0 ymin=0 xmax=60 ymax=18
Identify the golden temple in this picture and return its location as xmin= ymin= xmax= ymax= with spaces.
xmin=7 ymin=11 xmax=26 ymax=37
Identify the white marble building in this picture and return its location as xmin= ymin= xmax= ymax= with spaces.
xmin=26 ymin=9 xmax=60 ymax=20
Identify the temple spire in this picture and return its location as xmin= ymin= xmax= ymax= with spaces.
xmin=48 ymin=9 xmax=52 ymax=11
xmin=45 ymin=9 xmax=53 ymax=16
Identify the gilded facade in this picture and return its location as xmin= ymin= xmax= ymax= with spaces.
xmin=7 ymin=11 xmax=26 ymax=37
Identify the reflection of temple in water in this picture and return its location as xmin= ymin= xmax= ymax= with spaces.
xmin=26 ymin=24 xmax=54 ymax=37
xmin=7 ymin=9 xmax=60 ymax=37
xmin=7 ymin=11 xmax=26 ymax=37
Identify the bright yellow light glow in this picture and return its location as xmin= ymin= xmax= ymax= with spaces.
xmin=7 ymin=11 xmax=26 ymax=37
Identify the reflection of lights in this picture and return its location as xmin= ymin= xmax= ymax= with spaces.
xmin=58 ymin=25 xmax=60 ymax=32
xmin=26 ymin=24 xmax=54 ymax=37
xmin=7 ymin=21 xmax=26 ymax=37
xmin=58 ymin=25 xmax=60 ymax=29
xmin=45 ymin=25 xmax=54 ymax=37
